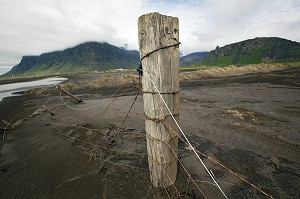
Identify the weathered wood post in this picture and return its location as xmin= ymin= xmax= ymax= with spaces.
xmin=138 ymin=12 xmax=180 ymax=187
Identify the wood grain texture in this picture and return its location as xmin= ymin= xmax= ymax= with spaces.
xmin=138 ymin=12 xmax=180 ymax=187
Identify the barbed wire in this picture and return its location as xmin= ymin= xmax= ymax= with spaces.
xmin=45 ymin=85 xmax=208 ymax=198
xmin=2 ymin=75 xmax=203 ymax=199
xmin=162 ymin=109 xmax=275 ymax=199
xmin=54 ymin=130 xmax=146 ymax=156
xmin=2 ymin=86 xmax=58 ymax=141
xmin=58 ymin=83 xmax=124 ymax=111
xmin=2 ymin=71 xmax=276 ymax=199
xmin=143 ymin=71 xmax=229 ymax=199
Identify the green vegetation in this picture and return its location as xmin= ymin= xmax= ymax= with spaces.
xmin=3 ymin=42 xmax=139 ymax=77
xmin=3 ymin=37 xmax=300 ymax=77
xmin=194 ymin=37 xmax=300 ymax=67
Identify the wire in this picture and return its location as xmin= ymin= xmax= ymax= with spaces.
xmin=55 ymin=130 xmax=146 ymax=156
xmin=161 ymin=101 xmax=275 ymax=199
xmin=59 ymin=83 xmax=123 ymax=111
xmin=2 ymin=86 xmax=58 ymax=141
xmin=143 ymin=71 xmax=229 ymax=199
xmin=121 ymin=92 xmax=139 ymax=126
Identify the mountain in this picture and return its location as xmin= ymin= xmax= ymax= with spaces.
xmin=180 ymin=52 xmax=208 ymax=66
xmin=6 ymin=42 xmax=140 ymax=76
xmin=194 ymin=37 xmax=300 ymax=66
xmin=5 ymin=37 xmax=300 ymax=76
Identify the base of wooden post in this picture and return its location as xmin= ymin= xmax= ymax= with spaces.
xmin=145 ymin=114 xmax=179 ymax=187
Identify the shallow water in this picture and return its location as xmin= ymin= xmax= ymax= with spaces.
xmin=0 ymin=76 xmax=68 ymax=101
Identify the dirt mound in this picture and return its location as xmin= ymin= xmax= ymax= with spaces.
xmin=181 ymin=62 xmax=300 ymax=80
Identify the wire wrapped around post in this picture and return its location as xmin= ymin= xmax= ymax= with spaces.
xmin=138 ymin=12 xmax=180 ymax=188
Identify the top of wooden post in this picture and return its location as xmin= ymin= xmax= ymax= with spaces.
xmin=138 ymin=12 xmax=179 ymax=59
xmin=138 ymin=12 xmax=180 ymax=93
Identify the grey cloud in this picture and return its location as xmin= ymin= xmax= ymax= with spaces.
xmin=0 ymin=0 xmax=299 ymax=70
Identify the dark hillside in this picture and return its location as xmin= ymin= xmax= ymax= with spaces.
xmin=6 ymin=42 xmax=139 ymax=76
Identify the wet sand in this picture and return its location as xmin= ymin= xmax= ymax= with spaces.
xmin=0 ymin=68 xmax=299 ymax=198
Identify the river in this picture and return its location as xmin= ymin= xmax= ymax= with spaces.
xmin=0 ymin=76 xmax=68 ymax=102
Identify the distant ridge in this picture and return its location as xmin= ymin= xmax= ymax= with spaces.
xmin=5 ymin=37 xmax=300 ymax=76
xmin=5 ymin=42 xmax=139 ymax=76
xmin=180 ymin=52 xmax=208 ymax=66
xmin=195 ymin=37 xmax=300 ymax=66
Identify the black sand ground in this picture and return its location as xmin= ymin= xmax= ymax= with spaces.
xmin=0 ymin=68 xmax=299 ymax=199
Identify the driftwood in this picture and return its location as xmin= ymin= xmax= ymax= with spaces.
xmin=56 ymin=85 xmax=83 ymax=103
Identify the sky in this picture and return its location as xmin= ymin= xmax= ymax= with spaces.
xmin=0 ymin=0 xmax=300 ymax=74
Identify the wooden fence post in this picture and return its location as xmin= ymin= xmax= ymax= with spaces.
xmin=138 ymin=12 xmax=180 ymax=188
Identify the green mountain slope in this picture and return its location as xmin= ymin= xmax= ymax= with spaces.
xmin=5 ymin=42 xmax=139 ymax=76
xmin=195 ymin=37 xmax=300 ymax=66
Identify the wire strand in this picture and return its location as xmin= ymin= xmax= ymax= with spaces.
xmin=143 ymin=71 xmax=229 ymax=199
xmin=59 ymin=83 xmax=123 ymax=111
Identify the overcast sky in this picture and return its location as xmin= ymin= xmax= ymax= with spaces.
xmin=0 ymin=0 xmax=300 ymax=74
